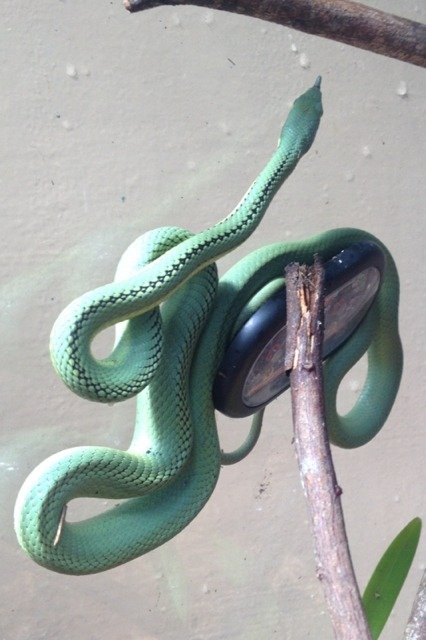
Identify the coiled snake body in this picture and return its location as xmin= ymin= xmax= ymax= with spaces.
xmin=14 ymin=79 xmax=402 ymax=575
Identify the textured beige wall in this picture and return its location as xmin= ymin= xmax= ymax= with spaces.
xmin=1 ymin=1 xmax=425 ymax=638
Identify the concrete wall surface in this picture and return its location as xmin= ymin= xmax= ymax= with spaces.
xmin=1 ymin=1 xmax=425 ymax=638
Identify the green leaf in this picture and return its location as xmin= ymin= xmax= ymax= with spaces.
xmin=362 ymin=517 xmax=422 ymax=639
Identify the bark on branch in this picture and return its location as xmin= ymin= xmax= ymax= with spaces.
xmin=284 ymin=257 xmax=372 ymax=640
xmin=124 ymin=0 xmax=426 ymax=68
xmin=404 ymin=570 xmax=426 ymax=640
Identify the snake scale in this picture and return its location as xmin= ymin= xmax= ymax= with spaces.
xmin=14 ymin=78 xmax=402 ymax=575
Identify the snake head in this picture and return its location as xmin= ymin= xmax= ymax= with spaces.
xmin=278 ymin=76 xmax=323 ymax=155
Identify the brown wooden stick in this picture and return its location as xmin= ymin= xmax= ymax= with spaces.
xmin=124 ymin=0 xmax=426 ymax=68
xmin=404 ymin=570 xmax=426 ymax=640
xmin=284 ymin=257 xmax=372 ymax=640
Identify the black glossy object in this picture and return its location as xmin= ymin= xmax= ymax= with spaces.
xmin=213 ymin=242 xmax=385 ymax=418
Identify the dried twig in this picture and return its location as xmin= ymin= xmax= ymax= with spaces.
xmin=284 ymin=257 xmax=372 ymax=640
xmin=404 ymin=570 xmax=426 ymax=640
xmin=124 ymin=0 xmax=426 ymax=68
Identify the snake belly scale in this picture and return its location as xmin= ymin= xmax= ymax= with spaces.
xmin=14 ymin=78 xmax=402 ymax=575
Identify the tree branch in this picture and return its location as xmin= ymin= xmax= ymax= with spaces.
xmin=284 ymin=257 xmax=372 ymax=640
xmin=124 ymin=0 xmax=426 ymax=68
xmin=404 ymin=570 xmax=426 ymax=640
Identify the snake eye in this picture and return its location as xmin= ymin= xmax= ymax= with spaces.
xmin=213 ymin=241 xmax=384 ymax=418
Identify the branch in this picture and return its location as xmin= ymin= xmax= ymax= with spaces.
xmin=404 ymin=570 xmax=426 ymax=640
xmin=284 ymin=257 xmax=372 ymax=640
xmin=124 ymin=0 xmax=426 ymax=68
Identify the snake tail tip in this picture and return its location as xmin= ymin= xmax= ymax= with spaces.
xmin=314 ymin=76 xmax=322 ymax=89
xmin=53 ymin=505 xmax=67 ymax=547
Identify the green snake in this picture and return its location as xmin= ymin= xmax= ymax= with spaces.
xmin=14 ymin=78 xmax=402 ymax=575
